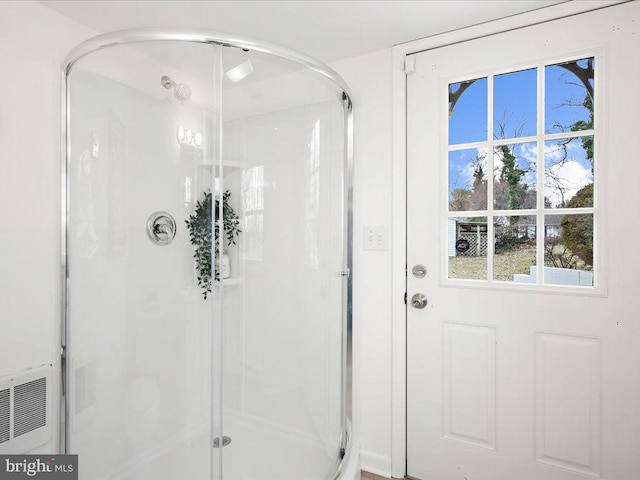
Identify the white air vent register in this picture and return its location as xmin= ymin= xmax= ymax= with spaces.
xmin=0 ymin=365 xmax=52 ymax=453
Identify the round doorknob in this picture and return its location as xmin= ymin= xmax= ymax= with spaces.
xmin=411 ymin=293 xmax=428 ymax=309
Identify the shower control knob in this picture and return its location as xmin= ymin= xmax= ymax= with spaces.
xmin=147 ymin=211 xmax=177 ymax=246
xmin=411 ymin=293 xmax=428 ymax=309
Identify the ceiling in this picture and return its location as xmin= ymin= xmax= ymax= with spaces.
xmin=41 ymin=0 xmax=568 ymax=64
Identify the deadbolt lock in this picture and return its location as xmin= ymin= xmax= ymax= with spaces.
xmin=412 ymin=264 xmax=427 ymax=278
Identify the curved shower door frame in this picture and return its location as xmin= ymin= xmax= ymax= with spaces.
xmin=60 ymin=28 xmax=354 ymax=479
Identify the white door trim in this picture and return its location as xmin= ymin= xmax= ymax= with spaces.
xmin=390 ymin=1 xmax=626 ymax=477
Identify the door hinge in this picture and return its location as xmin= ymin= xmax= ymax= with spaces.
xmin=404 ymin=292 xmax=407 ymax=305
xmin=404 ymin=55 xmax=416 ymax=75
xmin=340 ymin=269 xmax=350 ymax=277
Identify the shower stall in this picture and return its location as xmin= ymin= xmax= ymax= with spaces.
xmin=62 ymin=29 xmax=354 ymax=480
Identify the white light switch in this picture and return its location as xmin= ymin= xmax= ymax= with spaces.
xmin=363 ymin=226 xmax=389 ymax=251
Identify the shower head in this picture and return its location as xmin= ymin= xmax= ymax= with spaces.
xmin=161 ymin=75 xmax=191 ymax=102
xmin=173 ymin=83 xmax=192 ymax=102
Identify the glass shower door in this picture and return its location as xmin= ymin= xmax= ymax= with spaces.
xmin=216 ymin=47 xmax=347 ymax=480
xmin=65 ymin=41 xmax=220 ymax=480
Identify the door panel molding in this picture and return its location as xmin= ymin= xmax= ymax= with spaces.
xmin=534 ymin=331 xmax=602 ymax=477
xmin=443 ymin=322 xmax=497 ymax=450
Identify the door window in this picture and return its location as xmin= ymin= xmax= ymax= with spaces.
xmin=447 ymin=57 xmax=596 ymax=288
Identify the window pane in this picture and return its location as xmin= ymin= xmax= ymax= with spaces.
xmin=448 ymin=217 xmax=487 ymax=280
xmin=545 ymin=58 xmax=594 ymax=134
xmin=494 ymin=215 xmax=537 ymax=282
xmin=449 ymin=77 xmax=488 ymax=145
xmin=494 ymin=68 xmax=537 ymax=139
xmin=493 ymin=142 xmax=537 ymax=210
xmin=544 ymin=136 xmax=593 ymax=208
xmin=544 ymin=214 xmax=593 ymax=286
xmin=448 ymin=148 xmax=487 ymax=211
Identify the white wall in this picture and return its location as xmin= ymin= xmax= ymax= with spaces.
xmin=332 ymin=50 xmax=395 ymax=476
xmin=0 ymin=1 xmax=95 ymax=453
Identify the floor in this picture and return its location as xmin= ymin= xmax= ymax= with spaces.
xmin=361 ymin=472 xmax=388 ymax=480
xmin=361 ymin=471 xmax=407 ymax=480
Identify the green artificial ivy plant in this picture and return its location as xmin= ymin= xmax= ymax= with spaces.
xmin=185 ymin=190 xmax=241 ymax=299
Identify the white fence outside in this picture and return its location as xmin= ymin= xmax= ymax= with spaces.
xmin=513 ymin=266 xmax=593 ymax=286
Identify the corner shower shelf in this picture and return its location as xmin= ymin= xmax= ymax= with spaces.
xmin=199 ymin=159 xmax=242 ymax=171
xmin=183 ymin=277 xmax=244 ymax=303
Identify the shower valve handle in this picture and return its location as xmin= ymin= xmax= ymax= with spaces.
xmin=147 ymin=212 xmax=177 ymax=246
xmin=154 ymin=223 xmax=171 ymax=235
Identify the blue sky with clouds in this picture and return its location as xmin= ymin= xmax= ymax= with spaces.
xmin=448 ymin=59 xmax=593 ymax=208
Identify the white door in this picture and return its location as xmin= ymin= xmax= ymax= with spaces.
xmin=407 ymin=3 xmax=640 ymax=480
